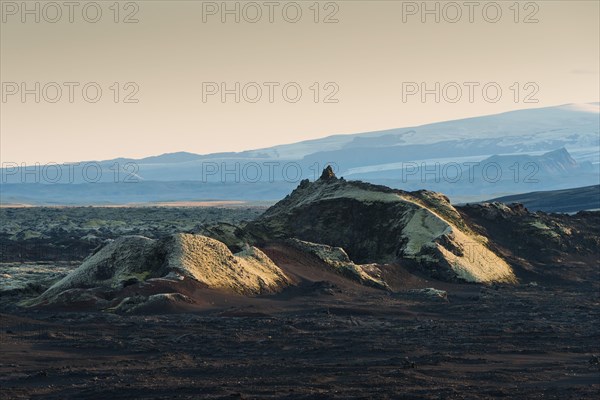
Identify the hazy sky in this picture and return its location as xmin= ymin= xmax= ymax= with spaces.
xmin=1 ymin=0 xmax=599 ymax=164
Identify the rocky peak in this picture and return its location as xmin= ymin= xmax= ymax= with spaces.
xmin=319 ymin=165 xmax=337 ymax=181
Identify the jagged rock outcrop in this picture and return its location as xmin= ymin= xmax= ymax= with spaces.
xmin=191 ymin=222 xmax=251 ymax=252
xmin=459 ymin=203 xmax=600 ymax=271
xmin=287 ymin=238 xmax=389 ymax=290
xmin=408 ymin=288 xmax=449 ymax=302
xmin=110 ymin=293 xmax=195 ymax=314
xmin=29 ymin=233 xmax=290 ymax=309
xmin=247 ymin=168 xmax=516 ymax=283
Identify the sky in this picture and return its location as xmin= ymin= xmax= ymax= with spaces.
xmin=1 ymin=0 xmax=599 ymax=164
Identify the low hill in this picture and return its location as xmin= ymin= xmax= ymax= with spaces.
xmin=28 ymin=234 xmax=290 ymax=311
xmin=488 ymin=185 xmax=600 ymax=213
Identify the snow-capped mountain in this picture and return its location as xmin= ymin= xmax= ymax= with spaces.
xmin=2 ymin=103 xmax=598 ymax=204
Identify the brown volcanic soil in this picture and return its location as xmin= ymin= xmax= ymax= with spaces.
xmin=1 ymin=244 xmax=599 ymax=399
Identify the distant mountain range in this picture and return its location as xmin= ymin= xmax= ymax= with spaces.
xmin=352 ymin=147 xmax=596 ymax=201
xmin=1 ymin=103 xmax=598 ymax=205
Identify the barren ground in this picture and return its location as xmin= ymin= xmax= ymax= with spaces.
xmin=1 ymin=244 xmax=599 ymax=399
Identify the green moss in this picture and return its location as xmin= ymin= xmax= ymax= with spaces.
xmin=114 ymin=271 xmax=151 ymax=285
